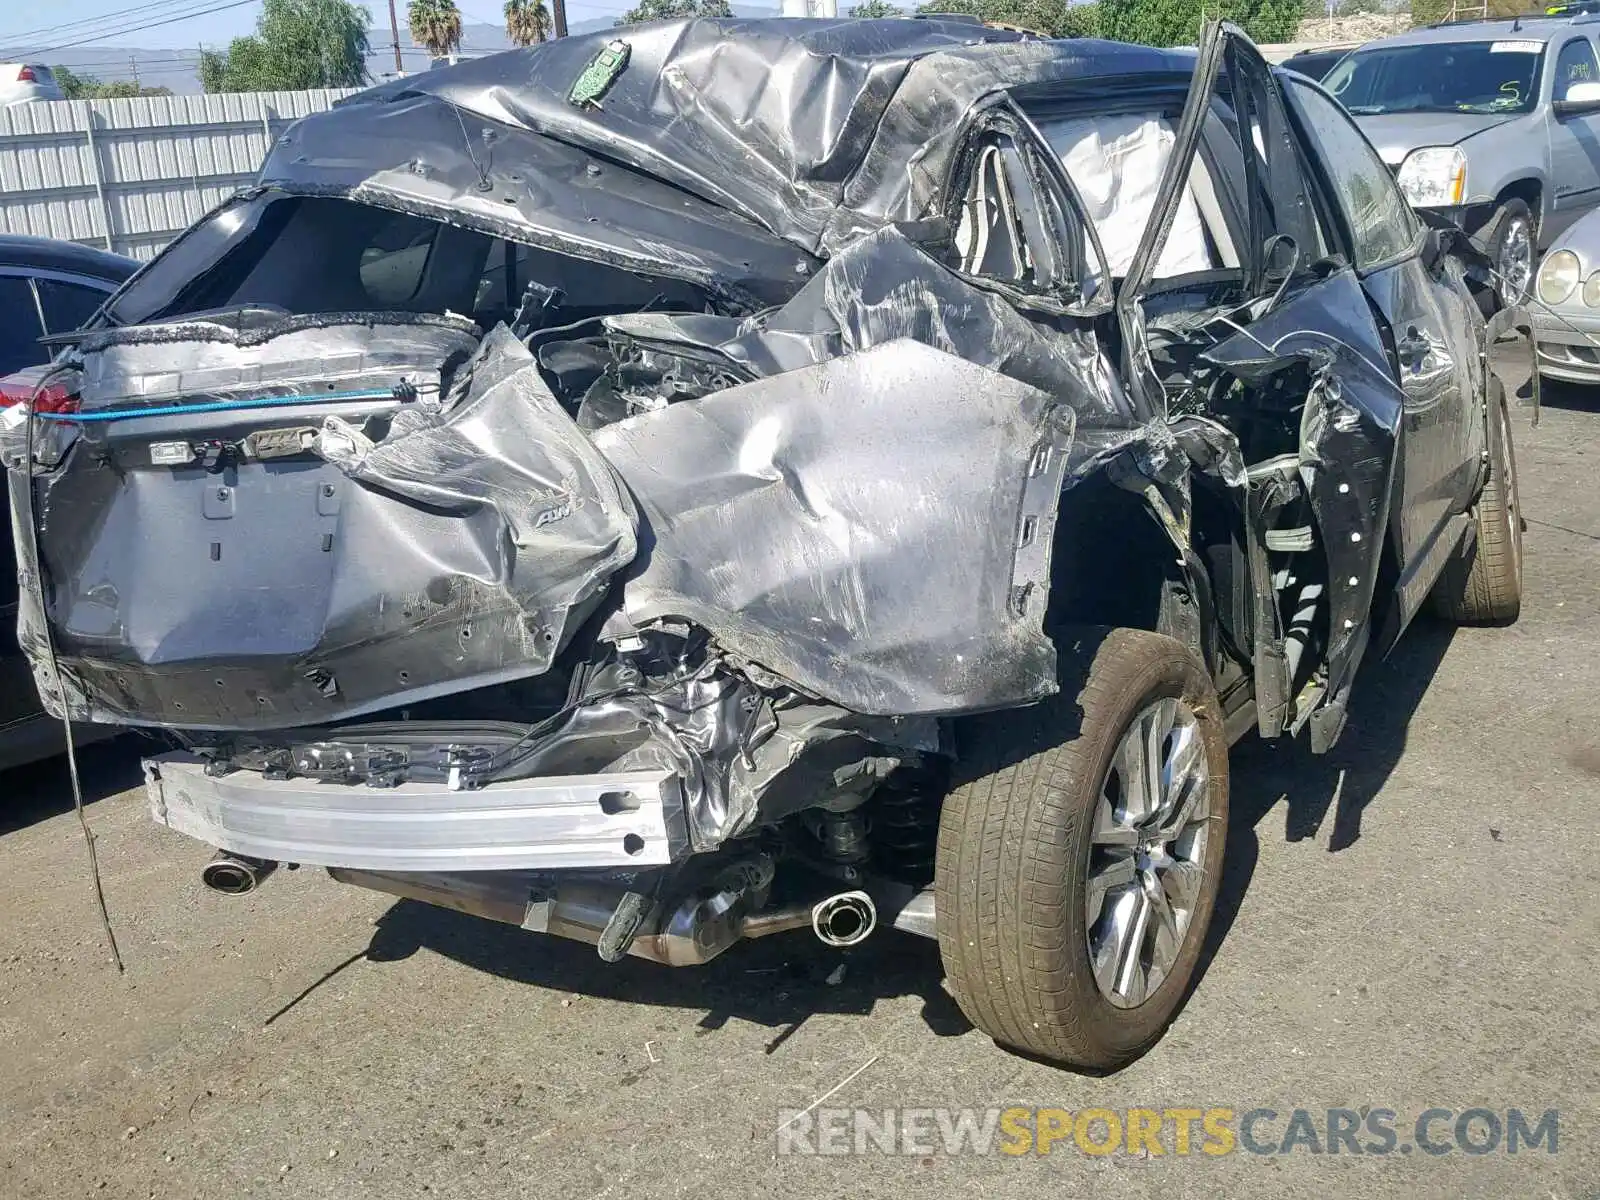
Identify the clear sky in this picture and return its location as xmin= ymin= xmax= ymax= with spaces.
xmin=0 ymin=0 xmax=646 ymax=54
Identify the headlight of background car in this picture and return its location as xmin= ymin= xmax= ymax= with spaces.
xmin=1539 ymin=249 xmax=1581 ymax=305
xmin=1396 ymin=146 xmax=1467 ymax=207
xmin=1582 ymin=270 xmax=1600 ymax=307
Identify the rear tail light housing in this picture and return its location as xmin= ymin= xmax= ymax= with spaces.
xmin=0 ymin=379 xmax=79 ymax=414
xmin=17 ymin=65 xmax=37 ymax=83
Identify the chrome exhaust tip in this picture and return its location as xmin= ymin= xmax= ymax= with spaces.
xmin=201 ymin=852 xmax=276 ymax=895
xmin=811 ymin=890 xmax=877 ymax=947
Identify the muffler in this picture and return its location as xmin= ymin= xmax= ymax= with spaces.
xmin=201 ymin=851 xmax=277 ymax=895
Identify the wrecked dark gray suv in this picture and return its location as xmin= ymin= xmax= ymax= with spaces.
xmin=4 ymin=19 xmax=1524 ymax=1070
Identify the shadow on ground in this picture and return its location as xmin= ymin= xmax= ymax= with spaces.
xmin=0 ymin=735 xmax=152 ymax=837
xmin=1530 ymin=377 xmax=1598 ymax=414
xmin=359 ymin=897 xmax=969 ymax=1054
xmin=352 ymin=621 xmax=1456 ymax=1066
xmin=1192 ymin=619 xmax=1455 ymax=995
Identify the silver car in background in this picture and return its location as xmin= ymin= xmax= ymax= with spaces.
xmin=1324 ymin=14 xmax=1600 ymax=305
xmin=0 ymin=64 xmax=64 ymax=106
xmin=1533 ymin=206 xmax=1600 ymax=382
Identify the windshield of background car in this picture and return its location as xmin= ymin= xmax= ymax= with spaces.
xmin=1324 ymin=40 xmax=1545 ymax=115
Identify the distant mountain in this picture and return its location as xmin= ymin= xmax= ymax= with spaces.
xmin=44 ymin=8 xmax=783 ymax=96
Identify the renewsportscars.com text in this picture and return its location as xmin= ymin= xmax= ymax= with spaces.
xmin=775 ymin=1106 xmax=1559 ymax=1158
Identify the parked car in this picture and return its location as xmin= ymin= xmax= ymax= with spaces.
xmin=0 ymin=235 xmax=137 ymax=771
xmin=1281 ymin=43 xmax=1360 ymax=81
xmin=1531 ymin=204 xmax=1600 ymax=381
xmin=0 ymin=64 xmax=65 ymax=106
xmin=3 ymin=20 xmax=1522 ymax=1070
xmin=1323 ymin=13 xmax=1600 ymax=307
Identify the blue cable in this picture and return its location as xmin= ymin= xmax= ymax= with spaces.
xmin=33 ymin=387 xmax=402 ymax=424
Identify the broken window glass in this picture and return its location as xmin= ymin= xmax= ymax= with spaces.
xmin=1287 ymin=80 xmax=1417 ymax=268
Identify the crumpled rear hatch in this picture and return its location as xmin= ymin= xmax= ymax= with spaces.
xmin=12 ymin=312 xmax=636 ymax=729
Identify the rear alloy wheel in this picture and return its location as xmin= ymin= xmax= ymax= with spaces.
xmin=1431 ymin=379 xmax=1523 ymax=624
xmin=935 ymin=628 xmax=1229 ymax=1071
xmin=1487 ymin=199 xmax=1535 ymax=308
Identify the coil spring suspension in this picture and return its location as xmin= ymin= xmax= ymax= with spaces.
xmin=864 ymin=762 xmax=947 ymax=886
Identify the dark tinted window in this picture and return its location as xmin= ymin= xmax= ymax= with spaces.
xmin=0 ymin=275 xmax=47 ymax=376
xmin=36 ymin=277 xmax=112 ymax=335
xmin=161 ymin=196 xmax=493 ymax=318
xmin=1554 ymin=37 xmax=1600 ymax=100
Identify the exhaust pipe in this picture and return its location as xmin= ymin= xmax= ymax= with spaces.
xmin=811 ymin=890 xmax=877 ymax=947
xmin=326 ymin=869 xmax=887 ymax=964
xmin=201 ymin=851 xmax=277 ymax=895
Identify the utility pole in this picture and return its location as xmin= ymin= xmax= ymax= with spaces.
xmin=388 ymin=0 xmax=404 ymax=74
xmin=553 ymin=0 xmax=568 ymax=39
xmin=129 ymin=55 xmax=139 ymax=87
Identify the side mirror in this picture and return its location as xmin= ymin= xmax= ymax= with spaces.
xmin=1419 ymin=225 xmax=1446 ymax=270
xmin=1553 ymin=80 xmax=1600 ymax=118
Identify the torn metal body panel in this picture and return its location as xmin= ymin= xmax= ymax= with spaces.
xmin=20 ymin=319 xmax=636 ymax=729
xmin=339 ymin=19 xmax=1191 ymax=258
xmin=595 ymin=337 xmax=1075 ymax=716
xmin=253 ymin=95 xmax=814 ymax=313
xmin=1203 ymin=269 xmax=1405 ymax=712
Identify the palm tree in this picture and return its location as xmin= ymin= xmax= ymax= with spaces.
xmin=504 ymin=0 xmax=551 ymax=46
xmin=408 ymin=0 xmax=463 ymax=60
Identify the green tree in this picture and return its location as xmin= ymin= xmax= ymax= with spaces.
xmin=1097 ymin=0 xmax=1304 ymax=47
xmin=1060 ymin=2 xmax=1100 ymax=35
xmin=615 ymin=0 xmax=733 ymax=26
xmin=1413 ymin=0 xmax=1524 ymax=27
xmin=913 ymin=0 xmax=1097 ymax=37
xmin=51 ymin=65 xmax=173 ymax=99
xmin=408 ymin=0 xmax=464 ymax=58
xmin=504 ymin=0 xmax=552 ymax=44
xmin=849 ymin=0 xmax=904 ymax=15
xmin=198 ymin=0 xmax=370 ymax=92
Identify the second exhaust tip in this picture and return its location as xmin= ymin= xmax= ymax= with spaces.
xmin=811 ymin=890 xmax=877 ymax=947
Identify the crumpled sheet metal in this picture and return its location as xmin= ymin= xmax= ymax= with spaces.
xmin=1203 ymin=269 xmax=1403 ymax=702
xmin=604 ymin=225 xmax=1133 ymax=426
xmin=595 ymin=338 xmax=1076 ymax=717
xmin=22 ymin=324 xmax=637 ymax=730
xmin=77 ymin=312 xmax=480 ymax=406
xmin=320 ymin=323 xmax=637 ymax=574
xmin=257 ymin=94 xmax=811 ymax=313
xmin=290 ymin=19 xmax=1192 ymax=259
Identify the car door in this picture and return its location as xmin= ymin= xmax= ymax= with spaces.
xmin=1115 ymin=24 xmax=1417 ymax=744
xmin=1283 ymin=76 xmax=1486 ymax=630
xmin=1547 ymin=34 xmax=1600 ymax=235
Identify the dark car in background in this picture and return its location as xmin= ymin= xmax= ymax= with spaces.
xmin=1281 ymin=43 xmax=1359 ymax=81
xmin=0 ymin=235 xmax=137 ymax=770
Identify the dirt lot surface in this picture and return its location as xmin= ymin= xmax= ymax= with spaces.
xmin=1 ymin=356 xmax=1597 ymax=1200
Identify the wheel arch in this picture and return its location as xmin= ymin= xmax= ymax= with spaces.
xmin=1494 ymin=178 xmax=1545 ymax=235
xmin=1044 ymin=461 xmax=1233 ymax=684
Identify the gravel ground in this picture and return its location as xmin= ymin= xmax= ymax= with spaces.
xmin=1 ymin=355 xmax=1596 ymax=1200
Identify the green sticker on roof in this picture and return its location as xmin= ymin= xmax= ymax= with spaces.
xmin=569 ymin=39 xmax=630 ymax=108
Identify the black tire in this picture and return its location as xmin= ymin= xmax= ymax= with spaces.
xmin=934 ymin=627 xmax=1229 ymax=1072
xmin=1483 ymin=198 xmax=1536 ymax=309
xmin=1431 ymin=379 xmax=1523 ymax=624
